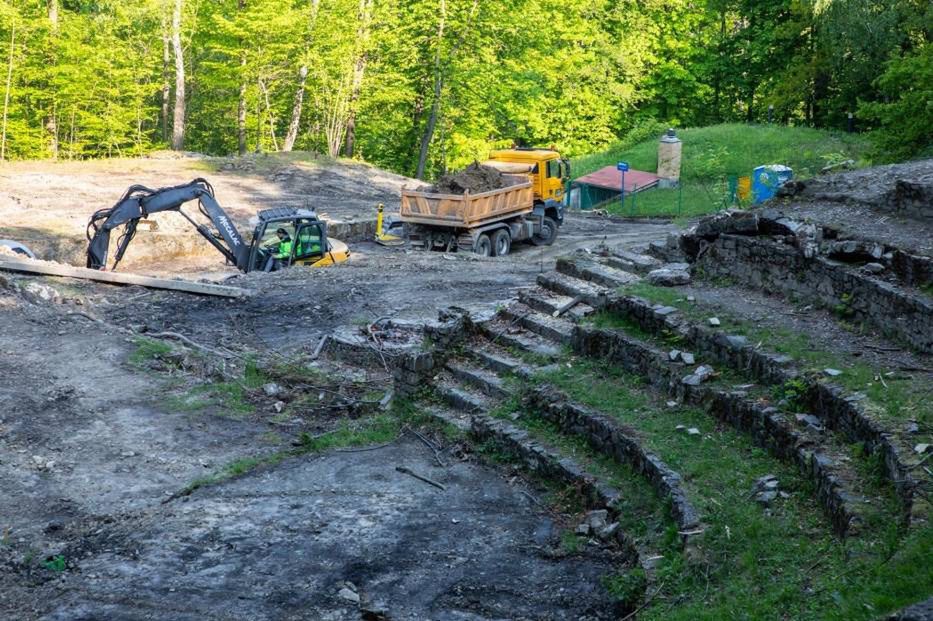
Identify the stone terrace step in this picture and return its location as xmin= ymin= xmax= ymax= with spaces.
xmin=607 ymin=248 xmax=663 ymax=275
xmin=518 ymin=287 xmax=595 ymax=322
xmin=536 ymin=272 xmax=607 ymax=307
xmin=556 ymin=256 xmax=641 ymax=288
xmin=468 ymin=341 xmax=536 ymax=379
xmin=445 ymin=359 xmax=511 ymax=401
xmin=479 ymin=319 xmax=563 ymax=360
xmin=436 ymin=374 xmax=494 ymax=415
xmin=501 ymin=303 xmax=576 ymax=345
xmin=574 ymin=323 xmax=882 ymax=538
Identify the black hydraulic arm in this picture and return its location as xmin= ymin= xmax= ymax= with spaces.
xmin=86 ymin=178 xmax=250 ymax=271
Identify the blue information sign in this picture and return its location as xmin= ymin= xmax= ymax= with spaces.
xmin=617 ymin=162 xmax=630 ymax=172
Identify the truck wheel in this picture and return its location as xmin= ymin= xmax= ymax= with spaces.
xmin=491 ymin=229 xmax=511 ymax=257
xmin=531 ymin=217 xmax=558 ymax=246
xmin=473 ymin=233 xmax=492 ymax=257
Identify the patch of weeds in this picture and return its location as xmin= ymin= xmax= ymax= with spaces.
xmin=771 ymin=377 xmax=809 ymax=410
xmin=560 ymin=530 xmax=584 ymax=554
xmin=601 ymin=568 xmax=647 ymax=609
xmin=42 ymin=555 xmax=67 ymax=572
xmin=834 ymin=292 xmax=855 ymax=319
xmin=919 ymin=282 xmax=933 ymax=299
xmin=128 ymin=337 xmax=173 ymax=368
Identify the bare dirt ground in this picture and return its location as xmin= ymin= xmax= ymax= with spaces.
xmin=0 ymin=155 xmax=673 ymax=620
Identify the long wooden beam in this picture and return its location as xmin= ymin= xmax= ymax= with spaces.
xmin=0 ymin=258 xmax=249 ymax=298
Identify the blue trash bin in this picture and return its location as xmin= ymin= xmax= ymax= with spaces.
xmin=752 ymin=165 xmax=793 ymax=204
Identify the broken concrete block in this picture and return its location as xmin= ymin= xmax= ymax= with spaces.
xmin=648 ymin=266 xmax=691 ymax=287
xmin=795 ymin=413 xmax=825 ymax=432
xmin=694 ymin=365 xmax=715 ymax=382
xmin=669 ymin=349 xmax=682 ymax=362
xmin=585 ymin=509 xmax=609 ymax=532
xmin=915 ymin=444 xmax=930 ymax=455
xmin=687 ymin=427 xmax=701 ymax=436
xmin=862 ymin=262 xmax=885 ymax=274
xmin=823 ymin=368 xmax=843 ymax=377
xmin=681 ymin=374 xmax=701 ymax=386
xmin=680 ymin=352 xmax=696 ymax=365
xmin=707 ymin=317 xmax=721 ymax=327
xmin=262 ymin=383 xmax=282 ymax=397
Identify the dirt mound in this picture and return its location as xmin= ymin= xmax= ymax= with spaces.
xmin=431 ymin=162 xmax=515 ymax=194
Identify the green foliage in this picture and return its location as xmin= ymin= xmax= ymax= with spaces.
xmin=601 ymin=568 xmax=647 ymax=608
xmin=42 ymin=555 xmax=66 ymax=572
xmin=860 ymin=44 xmax=933 ymax=162
xmin=0 ymin=0 xmax=927 ymax=170
xmin=129 ymin=337 xmax=174 ymax=367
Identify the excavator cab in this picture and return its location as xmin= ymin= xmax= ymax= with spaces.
xmin=247 ymin=208 xmax=350 ymax=272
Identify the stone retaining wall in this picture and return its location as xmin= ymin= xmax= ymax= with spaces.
xmin=469 ymin=414 xmax=640 ymax=562
xmin=602 ymin=292 xmax=923 ymax=526
xmin=700 ymin=234 xmax=932 ymax=353
xmin=572 ymin=325 xmax=873 ymax=537
xmin=525 ymin=386 xmax=702 ymax=541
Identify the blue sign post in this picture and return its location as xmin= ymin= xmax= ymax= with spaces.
xmin=617 ymin=162 xmax=630 ymax=209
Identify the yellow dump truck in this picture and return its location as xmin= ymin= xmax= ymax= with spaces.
xmin=400 ymin=148 xmax=569 ymax=256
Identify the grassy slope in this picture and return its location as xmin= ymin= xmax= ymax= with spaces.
xmin=570 ymin=124 xmax=871 ymax=218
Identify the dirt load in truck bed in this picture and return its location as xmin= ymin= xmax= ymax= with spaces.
xmin=428 ymin=162 xmax=516 ymax=194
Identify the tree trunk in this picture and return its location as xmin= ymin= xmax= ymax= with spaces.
xmin=415 ymin=0 xmax=446 ymax=180
xmin=1 ymin=25 xmax=14 ymax=162
xmin=344 ymin=0 xmax=373 ymax=158
xmin=171 ymin=0 xmax=186 ymax=151
xmin=415 ymin=0 xmax=478 ymax=179
xmin=236 ymin=0 xmax=247 ymax=155
xmin=47 ymin=0 xmax=59 ymax=159
xmin=161 ymin=16 xmax=171 ymax=143
xmin=283 ymin=66 xmax=308 ymax=152
xmin=259 ymin=78 xmax=278 ymax=151
xmin=237 ymin=57 xmax=247 ymax=155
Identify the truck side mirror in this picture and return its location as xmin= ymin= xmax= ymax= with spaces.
xmin=561 ymin=158 xmax=571 ymax=180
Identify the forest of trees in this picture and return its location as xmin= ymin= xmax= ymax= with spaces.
xmin=0 ymin=0 xmax=929 ymax=177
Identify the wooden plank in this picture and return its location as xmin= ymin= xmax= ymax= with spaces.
xmin=0 ymin=258 xmax=249 ymax=298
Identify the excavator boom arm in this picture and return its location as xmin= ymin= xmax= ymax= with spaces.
xmin=86 ymin=179 xmax=249 ymax=271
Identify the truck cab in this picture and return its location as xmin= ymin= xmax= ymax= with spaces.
xmin=485 ymin=148 xmax=570 ymax=206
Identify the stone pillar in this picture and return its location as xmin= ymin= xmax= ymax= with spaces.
xmin=657 ymin=129 xmax=682 ymax=189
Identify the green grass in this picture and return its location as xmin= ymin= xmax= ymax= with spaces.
xmin=533 ymin=358 xmax=927 ymax=621
xmin=128 ymin=337 xmax=174 ymax=367
xmin=619 ymin=282 xmax=932 ymax=426
xmin=570 ymin=123 xmax=871 ymax=217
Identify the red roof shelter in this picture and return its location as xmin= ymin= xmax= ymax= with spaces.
xmin=570 ymin=166 xmax=660 ymax=210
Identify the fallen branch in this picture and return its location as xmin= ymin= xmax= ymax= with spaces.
xmin=405 ymin=426 xmax=447 ymax=467
xmin=553 ymin=295 xmax=583 ymax=318
xmin=619 ymin=580 xmax=666 ymax=621
xmin=148 ymin=331 xmax=239 ymax=360
xmin=310 ymin=334 xmax=329 ymax=360
xmin=395 ymin=465 xmax=446 ymax=490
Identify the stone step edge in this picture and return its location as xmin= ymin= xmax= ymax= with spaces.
xmin=501 ymin=304 xmax=575 ymax=345
xmin=556 ymin=256 xmax=641 ymax=289
xmin=469 ymin=413 xmax=644 ymax=565
xmin=476 ymin=320 xmax=562 ymax=359
xmin=536 ymin=272 xmax=609 ymax=309
xmin=603 ymin=291 xmax=922 ymax=523
xmin=444 ymin=360 xmax=510 ymax=400
xmin=573 ymin=325 xmax=873 ymax=538
xmin=517 ymin=288 xmax=595 ymax=321
xmin=525 ymin=385 xmax=703 ymax=543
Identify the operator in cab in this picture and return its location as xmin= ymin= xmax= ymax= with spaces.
xmin=264 ymin=228 xmax=293 ymax=272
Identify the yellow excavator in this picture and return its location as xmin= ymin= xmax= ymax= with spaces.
xmin=85 ymin=178 xmax=349 ymax=273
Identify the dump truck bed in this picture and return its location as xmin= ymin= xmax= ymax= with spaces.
xmin=400 ymin=175 xmax=534 ymax=229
